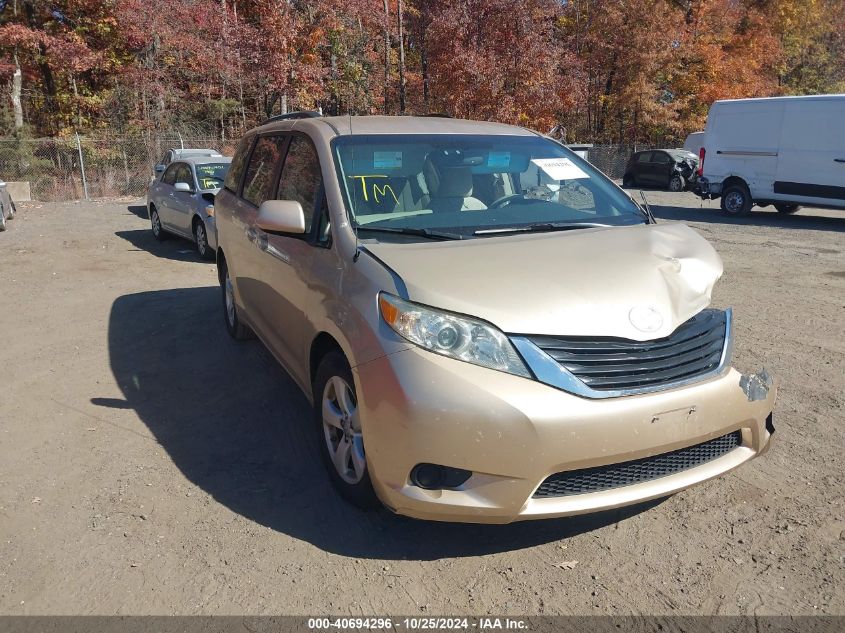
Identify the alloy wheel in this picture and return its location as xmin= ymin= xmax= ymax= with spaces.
xmin=196 ymin=223 xmax=207 ymax=256
xmin=151 ymin=210 xmax=161 ymax=236
xmin=669 ymin=175 xmax=683 ymax=192
xmin=224 ymin=274 xmax=236 ymax=327
xmin=321 ymin=376 xmax=366 ymax=485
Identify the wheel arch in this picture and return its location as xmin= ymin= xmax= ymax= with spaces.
xmin=309 ymin=332 xmax=348 ymax=389
xmin=722 ymin=175 xmax=750 ymax=193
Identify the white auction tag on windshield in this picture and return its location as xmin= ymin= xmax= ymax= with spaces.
xmin=531 ymin=157 xmax=589 ymax=181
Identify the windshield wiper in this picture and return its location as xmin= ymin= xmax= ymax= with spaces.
xmin=356 ymin=226 xmax=463 ymax=240
xmin=474 ymin=222 xmax=611 ymax=236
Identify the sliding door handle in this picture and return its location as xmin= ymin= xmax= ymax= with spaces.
xmin=834 ymin=158 xmax=845 ymax=163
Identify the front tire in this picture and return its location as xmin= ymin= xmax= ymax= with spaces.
xmin=720 ymin=183 xmax=752 ymax=216
xmin=7 ymin=201 xmax=16 ymax=219
xmin=313 ymin=351 xmax=380 ymax=509
xmin=194 ymin=219 xmax=214 ymax=260
xmin=220 ymin=261 xmax=253 ymax=340
xmin=668 ymin=173 xmax=685 ymax=192
xmin=774 ymin=203 xmax=800 ymax=214
xmin=150 ymin=206 xmax=167 ymax=241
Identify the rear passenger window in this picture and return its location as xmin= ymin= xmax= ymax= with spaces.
xmin=242 ymin=136 xmax=287 ymax=205
xmin=277 ymin=136 xmax=322 ymax=232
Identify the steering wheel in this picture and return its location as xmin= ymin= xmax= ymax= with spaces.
xmin=487 ymin=194 xmax=525 ymax=209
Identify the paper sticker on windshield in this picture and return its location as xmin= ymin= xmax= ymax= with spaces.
xmin=487 ymin=151 xmax=511 ymax=169
xmin=374 ymin=151 xmax=402 ymax=170
xmin=531 ymin=158 xmax=589 ymax=181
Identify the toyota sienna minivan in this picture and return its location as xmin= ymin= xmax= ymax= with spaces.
xmin=215 ymin=112 xmax=777 ymax=523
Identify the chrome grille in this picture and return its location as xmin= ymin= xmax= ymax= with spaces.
xmin=533 ymin=431 xmax=742 ymax=498
xmin=525 ymin=309 xmax=728 ymax=392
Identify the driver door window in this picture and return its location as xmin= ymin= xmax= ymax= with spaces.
xmin=162 ymin=164 xmax=179 ymax=186
xmin=276 ymin=136 xmax=322 ymax=234
xmin=174 ymin=163 xmax=193 ymax=189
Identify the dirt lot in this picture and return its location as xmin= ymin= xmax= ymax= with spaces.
xmin=0 ymin=193 xmax=843 ymax=616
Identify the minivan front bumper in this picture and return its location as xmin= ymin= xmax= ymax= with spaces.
xmin=353 ymin=346 xmax=776 ymax=524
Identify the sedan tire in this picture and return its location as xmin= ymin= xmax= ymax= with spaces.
xmin=668 ymin=173 xmax=685 ymax=192
xmin=313 ymin=351 xmax=380 ymax=510
xmin=194 ymin=219 xmax=214 ymax=260
xmin=150 ymin=206 xmax=167 ymax=241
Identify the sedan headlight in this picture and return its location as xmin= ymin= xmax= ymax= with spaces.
xmin=378 ymin=292 xmax=531 ymax=378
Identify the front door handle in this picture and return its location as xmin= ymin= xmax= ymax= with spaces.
xmin=835 ymin=158 xmax=845 ymax=163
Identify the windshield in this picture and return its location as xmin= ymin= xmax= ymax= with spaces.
xmin=195 ymin=162 xmax=230 ymax=190
xmin=332 ymin=134 xmax=644 ymax=239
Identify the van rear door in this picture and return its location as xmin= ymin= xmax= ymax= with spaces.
xmin=774 ymin=98 xmax=845 ymax=208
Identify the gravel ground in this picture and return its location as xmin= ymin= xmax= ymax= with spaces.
xmin=0 ymin=193 xmax=842 ymax=615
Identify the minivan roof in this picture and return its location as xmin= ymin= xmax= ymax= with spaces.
xmin=714 ymin=94 xmax=845 ymax=106
xmin=254 ymin=115 xmax=537 ymax=138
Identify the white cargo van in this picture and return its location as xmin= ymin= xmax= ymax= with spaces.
xmin=697 ymin=95 xmax=845 ymax=215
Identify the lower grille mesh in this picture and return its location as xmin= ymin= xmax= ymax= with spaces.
xmin=533 ymin=431 xmax=742 ymax=498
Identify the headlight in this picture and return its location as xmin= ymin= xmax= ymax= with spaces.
xmin=378 ymin=293 xmax=531 ymax=378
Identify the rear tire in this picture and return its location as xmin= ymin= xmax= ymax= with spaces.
xmin=720 ymin=183 xmax=752 ymax=216
xmin=668 ymin=173 xmax=685 ymax=192
xmin=313 ymin=351 xmax=380 ymax=510
xmin=220 ymin=260 xmax=253 ymax=340
xmin=774 ymin=203 xmax=800 ymax=214
xmin=150 ymin=206 xmax=167 ymax=241
xmin=622 ymin=173 xmax=635 ymax=187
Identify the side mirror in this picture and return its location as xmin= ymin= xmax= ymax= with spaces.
xmin=174 ymin=182 xmax=193 ymax=193
xmin=257 ymin=200 xmax=306 ymax=234
xmin=154 ymin=164 xmax=165 ymax=173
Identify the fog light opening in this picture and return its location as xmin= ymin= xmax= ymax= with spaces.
xmin=410 ymin=463 xmax=472 ymax=490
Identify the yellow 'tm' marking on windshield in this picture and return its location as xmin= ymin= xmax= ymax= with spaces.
xmin=373 ymin=183 xmax=399 ymax=205
xmin=350 ymin=175 xmax=399 ymax=204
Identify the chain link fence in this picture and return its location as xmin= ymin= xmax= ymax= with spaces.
xmin=0 ymin=136 xmax=236 ymax=201
xmin=0 ymin=136 xmax=659 ymax=202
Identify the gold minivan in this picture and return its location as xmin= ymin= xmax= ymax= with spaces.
xmin=215 ymin=113 xmax=777 ymax=523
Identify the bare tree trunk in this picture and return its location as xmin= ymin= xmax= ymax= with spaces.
xmin=11 ymin=55 xmax=24 ymax=130
xmin=383 ymin=0 xmax=390 ymax=114
xmin=397 ymin=0 xmax=406 ymax=113
xmin=422 ymin=46 xmax=429 ymax=108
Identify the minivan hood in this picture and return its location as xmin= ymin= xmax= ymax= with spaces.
xmin=364 ymin=223 xmax=723 ymax=341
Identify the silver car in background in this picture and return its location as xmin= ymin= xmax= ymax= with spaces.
xmin=0 ymin=179 xmax=17 ymax=232
xmin=147 ymin=157 xmax=231 ymax=259
xmin=152 ymin=148 xmax=223 ymax=180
